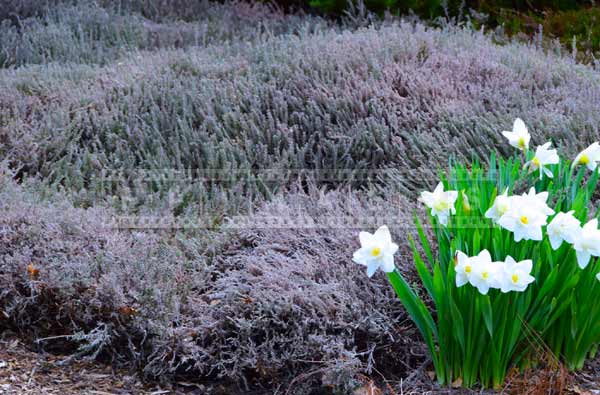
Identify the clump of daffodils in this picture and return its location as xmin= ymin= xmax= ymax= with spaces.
xmin=491 ymin=187 xmax=554 ymax=242
xmin=351 ymin=118 xmax=600 ymax=388
xmin=455 ymin=250 xmax=534 ymax=295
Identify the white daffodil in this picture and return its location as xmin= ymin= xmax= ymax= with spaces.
xmin=353 ymin=225 xmax=399 ymax=277
xmin=572 ymin=219 xmax=600 ymax=269
xmin=546 ymin=211 xmax=581 ymax=250
xmin=468 ymin=250 xmax=498 ymax=295
xmin=498 ymin=256 xmax=535 ymax=293
xmin=455 ymin=250 xmax=474 ymax=287
xmin=525 ymin=142 xmax=559 ymax=179
xmin=522 ymin=187 xmax=555 ymax=216
xmin=573 ymin=142 xmax=600 ymax=171
xmin=502 ymin=118 xmax=531 ymax=151
xmin=497 ymin=197 xmax=548 ymax=242
xmin=597 ymin=272 xmax=600 ymax=282
xmin=485 ymin=188 xmax=512 ymax=223
xmin=419 ymin=182 xmax=458 ymax=226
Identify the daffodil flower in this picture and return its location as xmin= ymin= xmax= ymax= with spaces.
xmin=468 ymin=250 xmax=498 ymax=295
xmin=502 ymin=118 xmax=531 ymax=151
xmin=498 ymin=256 xmax=535 ymax=293
xmin=522 ymin=187 xmax=555 ymax=216
xmin=497 ymin=198 xmax=548 ymax=242
xmin=485 ymin=188 xmax=511 ymax=223
xmin=455 ymin=250 xmax=474 ymax=287
xmin=572 ymin=219 xmax=600 ymax=269
xmin=419 ymin=182 xmax=458 ymax=226
xmin=546 ymin=211 xmax=581 ymax=250
xmin=525 ymin=142 xmax=559 ymax=179
xmin=573 ymin=142 xmax=600 ymax=171
xmin=353 ymin=225 xmax=399 ymax=277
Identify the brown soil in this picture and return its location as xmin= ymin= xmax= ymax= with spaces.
xmin=1 ymin=334 xmax=599 ymax=395
xmin=0 ymin=336 xmax=206 ymax=395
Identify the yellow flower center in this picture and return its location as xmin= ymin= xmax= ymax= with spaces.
xmin=579 ymin=154 xmax=590 ymax=165
xmin=482 ymin=271 xmax=489 ymax=280
xmin=532 ymin=157 xmax=540 ymax=167
xmin=465 ymin=265 xmax=471 ymax=274
xmin=371 ymin=247 xmax=381 ymax=257
xmin=498 ymin=203 xmax=509 ymax=215
xmin=433 ymin=200 xmax=450 ymax=211
xmin=582 ymin=241 xmax=593 ymax=250
xmin=518 ymin=137 xmax=526 ymax=149
xmin=512 ymin=274 xmax=519 ymax=284
xmin=520 ymin=216 xmax=529 ymax=225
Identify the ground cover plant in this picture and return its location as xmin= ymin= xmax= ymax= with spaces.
xmin=2 ymin=1 xmax=600 ymax=393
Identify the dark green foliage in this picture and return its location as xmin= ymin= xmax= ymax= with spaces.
xmin=496 ymin=6 xmax=600 ymax=57
xmin=306 ymin=0 xmax=600 ymax=56
xmin=307 ymin=0 xmax=592 ymax=17
xmin=308 ymin=0 xmax=450 ymax=17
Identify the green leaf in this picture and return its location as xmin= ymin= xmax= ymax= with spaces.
xmin=386 ymin=271 xmax=439 ymax=357
xmin=410 ymin=236 xmax=434 ymax=299
xmin=480 ymin=295 xmax=493 ymax=337
xmin=449 ymin=296 xmax=466 ymax=351
xmin=414 ymin=214 xmax=435 ymax=267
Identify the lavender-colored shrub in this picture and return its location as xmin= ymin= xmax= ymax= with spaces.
xmin=2 ymin=17 xmax=599 ymax=213
xmin=194 ymin=189 xmax=422 ymax=392
xmin=0 ymin=173 xmax=423 ymax=392
xmin=0 ymin=1 xmax=322 ymax=68
xmin=0 ymin=174 xmax=207 ymax=361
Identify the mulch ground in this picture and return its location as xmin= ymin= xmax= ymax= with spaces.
xmin=0 ymin=336 xmax=209 ymax=395
xmin=1 ymin=334 xmax=599 ymax=395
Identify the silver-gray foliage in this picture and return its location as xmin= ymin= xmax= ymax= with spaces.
xmin=2 ymin=15 xmax=599 ymax=213
xmin=0 ymin=173 xmax=421 ymax=392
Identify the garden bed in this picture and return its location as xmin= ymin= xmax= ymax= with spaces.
xmin=2 ymin=1 xmax=600 ymax=393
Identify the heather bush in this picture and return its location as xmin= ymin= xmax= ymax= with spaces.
xmin=3 ymin=20 xmax=600 ymax=217
xmin=0 ymin=2 xmax=145 ymax=68
xmin=0 ymin=0 xmax=65 ymax=23
xmin=194 ymin=189 xmax=423 ymax=392
xmin=0 ymin=170 xmax=427 ymax=391
xmin=0 ymin=172 xmax=210 ymax=362
xmin=0 ymin=1 xmax=322 ymax=68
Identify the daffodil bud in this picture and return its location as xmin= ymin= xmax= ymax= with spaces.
xmin=461 ymin=191 xmax=471 ymax=214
